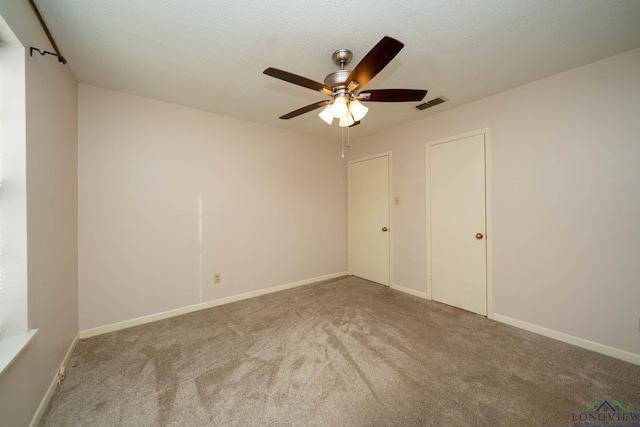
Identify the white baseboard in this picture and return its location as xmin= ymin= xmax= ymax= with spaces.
xmin=387 ymin=286 xmax=638 ymax=365
xmin=30 ymin=333 xmax=80 ymax=427
xmin=493 ymin=314 xmax=640 ymax=366
xmin=80 ymin=271 xmax=349 ymax=339
xmin=391 ymin=283 xmax=428 ymax=300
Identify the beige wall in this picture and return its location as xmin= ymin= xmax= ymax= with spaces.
xmin=346 ymin=48 xmax=640 ymax=356
xmin=77 ymin=85 xmax=348 ymax=330
xmin=0 ymin=2 xmax=79 ymax=426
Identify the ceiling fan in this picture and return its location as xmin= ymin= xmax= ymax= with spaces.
xmin=263 ymin=36 xmax=428 ymax=127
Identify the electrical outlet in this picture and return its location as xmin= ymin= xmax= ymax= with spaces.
xmin=58 ymin=367 xmax=66 ymax=382
xmin=213 ymin=273 xmax=221 ymax=284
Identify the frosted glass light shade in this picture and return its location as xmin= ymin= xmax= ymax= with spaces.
xmin=330 ymin=96 xmax=349 ymax=118
xmin=349 ymin=99 xmax=369 ymax=121
xmin=339 ymin=114 xmax=355 ymax=127
xmin=318 ymin=105 xmax=334 ymax=125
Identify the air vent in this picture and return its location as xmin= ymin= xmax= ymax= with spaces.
xmin=416 ymin=97 xmax=446 ymax=111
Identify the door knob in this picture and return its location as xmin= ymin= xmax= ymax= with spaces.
xmin=476 ymin=233 xmax=484 ymax=239
xmin=382 ymin=227 xmax=388 ymax=232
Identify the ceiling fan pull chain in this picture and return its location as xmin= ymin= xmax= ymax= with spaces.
xmin=341 ymin=128 xmax=345 ymax=158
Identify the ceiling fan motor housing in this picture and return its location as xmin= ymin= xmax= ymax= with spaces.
xmin=324 ymin=69 xmax=351 ymax=89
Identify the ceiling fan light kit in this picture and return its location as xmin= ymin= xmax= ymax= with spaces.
xmin=339 ymin=114 xmax=355 ymax=128
xmin=349 ymin=99 xmax=369 ymax=122
xmin=263 ymin=36 xmax=428 ymax=128
xmin=318 ymin=105 xmax=335 ymax=125
xmin=330 ymin=95 xmax=349 ymax=119
xmin=320 ymin=94 xmax=370 ymax=127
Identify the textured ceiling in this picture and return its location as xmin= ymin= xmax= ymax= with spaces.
xmin=35 ymin=0 xmax=640 ymax=140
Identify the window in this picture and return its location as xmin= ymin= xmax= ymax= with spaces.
xmin=0 ymin=14 xmax=35 ymax=376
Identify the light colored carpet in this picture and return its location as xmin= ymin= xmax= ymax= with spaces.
xmin=40 ymin=276 xmax=640 ymax=426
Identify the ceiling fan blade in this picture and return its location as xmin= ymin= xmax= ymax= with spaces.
xmin=349 ymin=120 xmax=361 ymax=128
xmin=264 ymin=68 xmax=332 ymax=95
xmin=345 ymin=36 xmax=404 ymax=90
xmin=358 ymin=89 xmax=428 ymax=102
xmin=279 ymin=100 xmax=330 ymax=120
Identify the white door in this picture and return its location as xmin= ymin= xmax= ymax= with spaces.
xmin=429 ymin=134 xmax=487 ymax=315
xmin=349 ymin=155 xmax=390 ymax=286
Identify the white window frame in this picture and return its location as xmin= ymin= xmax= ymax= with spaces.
xmin=0 ymin=14 xmax=37 ymax=376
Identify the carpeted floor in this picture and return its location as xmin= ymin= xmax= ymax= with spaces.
xmin=40 ymin=276 xmax=640 ymax=426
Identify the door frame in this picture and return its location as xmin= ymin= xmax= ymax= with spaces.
xmin=348 ymin=152 xmax=393 ymax=286
xmin=425 ymin=129 xmax=493 ymax=318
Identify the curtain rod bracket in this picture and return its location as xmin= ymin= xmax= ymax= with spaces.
xmin=28 ymin=0 xmax=68 ymax=65
xmin=30 ymin=47 xmax=67 ymax=64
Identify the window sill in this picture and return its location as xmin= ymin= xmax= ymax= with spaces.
xmin=0 ymin=329 xmax=38 ymax=377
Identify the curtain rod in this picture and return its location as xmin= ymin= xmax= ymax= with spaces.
xmin=27 ymin=0 xmax=67 ymax=64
